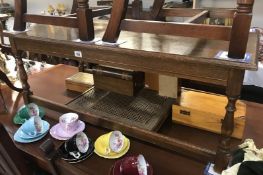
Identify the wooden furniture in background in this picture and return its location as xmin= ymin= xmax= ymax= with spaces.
xmin=14 ymin=0 xmax=111 ymax=41
xmin=8 ymin=0 xmax=258 ymax=173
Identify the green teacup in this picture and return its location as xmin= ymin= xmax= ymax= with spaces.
xmin=13 ymin=104 xmax=45 ymax=124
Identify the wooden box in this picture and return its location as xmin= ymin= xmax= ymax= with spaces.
xmin=65 ymin=72 xmax=94 ymax=92
xmin=172 ymin=89 xmax=246 ymax=139
xmin=92 ymin=66 xmax=145 ymax=96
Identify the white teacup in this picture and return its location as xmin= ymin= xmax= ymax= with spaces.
xmin=21 ymin=116 xmax=43 ymax=137
xmin=108 ymin=131 xmax=125 ymax=153
xmin=27 ymin=103 xmax=40 ymax=117
xmin=137 ymin=154 xmax=148 ymax=175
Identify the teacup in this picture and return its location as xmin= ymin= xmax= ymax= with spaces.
xmin=27 ymin=103 xmax=40 ymax=117
xmin=64 ymin=132 xmax=90 ymax=159
xmin=120 ymin=154 xmax=148 ymax=175
xmin=108 ymin=131 xmax=125 ymax=154
xmin=17 ymin=106 xmax=31 ymax=123
xmin=59 ymin=113 xmax=79 ymax=133
xmin=21 ymin=116 xmax=43 ymax=137
xmin=14 ymin=103 xmax=46 ymax=125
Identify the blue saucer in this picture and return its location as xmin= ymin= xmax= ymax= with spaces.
xmin=14 ymin=130 xmax=48 ymax=143
xmin=18 ymin=120 xmax=50 ymax=139
xmin=14 ymin=120 xmax=50 ymax=143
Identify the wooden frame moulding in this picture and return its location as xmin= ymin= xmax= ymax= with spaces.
xmin=13 ymin=0 xmax=111 ymax=41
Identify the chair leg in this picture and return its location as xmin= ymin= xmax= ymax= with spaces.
xmin=0 ymin=70 xmax=23 ymax=92
xmin=0 ymin=88 xmax=7 ymax=113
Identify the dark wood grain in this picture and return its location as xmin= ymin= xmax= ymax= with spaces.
xmin=102 ymin=0 xmax=129 ymax=42
xmin=92 ymin=7 xmax=112 ymax=17
xmin=159 ymin=8 xmax=204 ymax=17
xmin=14 ymin=0 xmax=27 ymax=31
xmin=9 ymin=21 xmax=258 ymax=71
xmin=150 ymin=0 xmax=165 ymax=20
xmin=120 ymin=19 xmax=231 ymax=41
xmin=159 ymin=8 xmax=235 ymax=18
xmin=228 ymin=0 xmax=254 ymax=59
xmin=71 ymin=0 xmax=78 ymax=14
xmin=16 ymin=52 xmax=32 ymax=104
xmin=131 ymin=0 xmax=142 ymax=19
xmin=97 ymin=0 xmax=113 ymax=6
xmin=208 ymin=8 xmax=236 ymax=19
xmin=0 ymin=70 xmax=22 ymax=92
xmin=214 ymin=69 xmax=245 ymax=172
xmin=185 ymin=10 xmax=209 ymax=24
xmin=76 ymin=0 xmax=94 ymax=41
xmin=24 ymin=14 xmax=78 ymax=28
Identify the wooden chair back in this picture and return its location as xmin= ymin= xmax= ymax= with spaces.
xmin=0 ymin=123 xmax=34 ymax=175
xmin=103 ymin=0 xmax=255 ymax=60
xmin=13 ymin=0 xmax=111 ymax=41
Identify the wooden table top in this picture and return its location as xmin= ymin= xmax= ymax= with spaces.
xmin=11 ymin=19 xmax=259 ymax=70
xmin=1 ymin=64 xmax=263 ymax=175
xmin=0 ymin=65 xmax=206 ymax=175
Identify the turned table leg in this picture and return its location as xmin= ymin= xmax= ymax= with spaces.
xmin=16 ymin=53 xmax=32 ymax=104
xmin=214 ymin=69 xmax=244 ymax=172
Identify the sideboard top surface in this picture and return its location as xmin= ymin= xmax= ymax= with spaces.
xmin=12 ymin=20 xmax=259 ymax=70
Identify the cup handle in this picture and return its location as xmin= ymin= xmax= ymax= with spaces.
xmin=105 ymin=147 xmax=111 ymax=155
xmin=21 ymin=118 xmax=27 ymax=124
xmin=69 ymin=151 xmax=81 ymax=159
xmin=28 ymin=131 xmax=37 ymax=137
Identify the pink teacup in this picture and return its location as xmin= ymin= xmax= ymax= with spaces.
xmin=120 ymin=155 xmax=149 ymax=175
xmin=59 ymin=113 xmax=79 ymax=133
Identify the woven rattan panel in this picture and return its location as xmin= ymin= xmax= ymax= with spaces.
xmin=66 ymin=88 xmax=174 ymax=131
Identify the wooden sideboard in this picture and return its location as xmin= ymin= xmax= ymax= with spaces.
xmin=1 ymin=64 xmax=263 ymax=175
xmin=7 ymin=17 xmax=259 ymax=172
xmin=3 ymin=0 xmax=259 ymax=173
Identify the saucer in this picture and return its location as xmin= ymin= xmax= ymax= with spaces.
xmin=50 ymin=120 xmax=85 ymax=140
xmin=18 ymin=120 xmax=50 ymax=139
xmin=109 ymin=159 xmax=153 ymax=175
xmin=59 ymin=138 xmax=94 ymax=163
xmin=95 ymin=133 xmax=130 ymax=159
xmin=14 ymin=129 xmax=48 ymax=143
xmin=50 ymin=125 xmax=69 ymax=140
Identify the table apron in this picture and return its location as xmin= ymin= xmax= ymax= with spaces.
xmin=14 ymin=38 xmax=231 ymax=86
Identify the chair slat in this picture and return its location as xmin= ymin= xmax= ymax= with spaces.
xmin=120 ymin=19 xmax=231 ymax=41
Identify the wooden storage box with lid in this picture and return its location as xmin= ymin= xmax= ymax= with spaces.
xmin=172 ymin=89 xmax=246 ymax=139
xmin=84 ymin=65 xmax=145 ymax=96
xmin=65 ymin=72 xmax=94 ymax=92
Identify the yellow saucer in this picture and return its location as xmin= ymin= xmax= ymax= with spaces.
xmin=94 ymin=132 xmax=130 ymax=159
